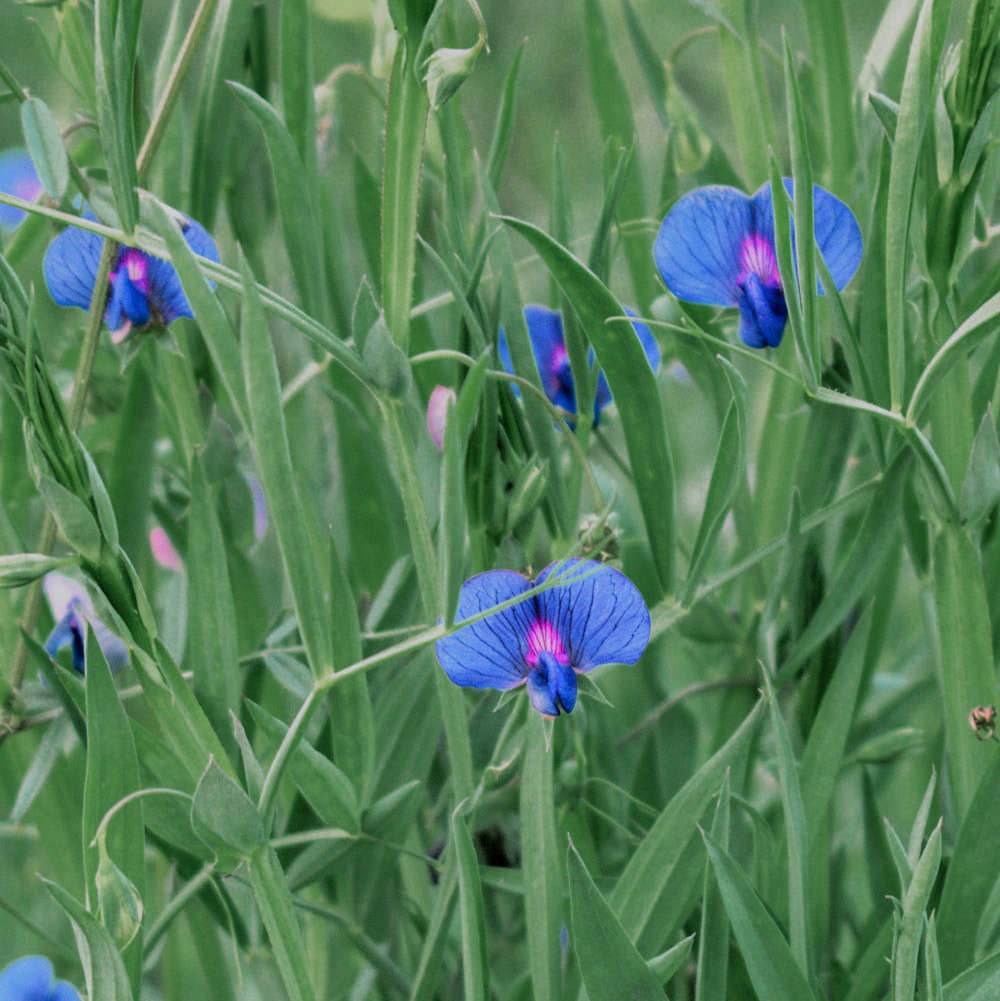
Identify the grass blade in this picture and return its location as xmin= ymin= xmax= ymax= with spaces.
xmin=568 ymin=840 xmax=665 ymax=1001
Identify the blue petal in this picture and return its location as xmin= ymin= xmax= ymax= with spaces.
xmin=654 ymin=185 xmax=752 ymax=306
xmin=43 ymin=223 xmax=104 ymax=312
xmin=526 ymin=668 xmax=559 ymax=715
xmin=527 ymin=650 xmax=578 ymax=716
xmin=737 ymin=273 xmax=788 ymax=349
xmin=146 ymin=218 xmax=220 ymax=324
xmin=497 ymin=329 xmax=521 ymax=399
xmin=51 ymin=983 xmax=82 ymax=1001
xmin=592 ymin=309 xmax=659 ymax=423
xmin=0 ymin=955 xmax=57 ymax=1001
xmin=44 ymin=607 xmax=85 ymax=674
xmin=0 ymin=149 xmax=42 ymax=230
xmin=435 ymin=570 xmax=535 ymax=690
xmin=749 ymin=180 xmax=863 ymax=293
xmin=534 ymin=559 xmax=650 ymax=674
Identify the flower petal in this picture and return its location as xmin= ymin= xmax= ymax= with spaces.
xmin=0 ymin=149 xmax=42 ymax=230
xmin=654 ymin=185 xmax=752 ymax=307
xmin=535 ymin=559 xmax=650 ymax=674
xmin=427 ymin=385 xmax=456 ymax=451
xmin=52 ymin=982 xmax=83 ymax=1001
xmin=435 ymin=570 xmax=535 ymax=690
xmin=43 ymin=223 xmax=104 ymax=312
xmin=749 ymin=180 xmax=863 ymax=292
xmin=524 ymin=305 xmax=566 ymax=384
xmin=0 ymin=955 xmax=57 ymax=1000
xmin=145 ymin=217 xmax=220 ymax=324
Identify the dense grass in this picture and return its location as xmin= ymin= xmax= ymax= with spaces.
xmin=2 ymin=0 xmax=1000 ymax=998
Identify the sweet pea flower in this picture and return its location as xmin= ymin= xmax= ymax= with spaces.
xmin=0 ymin=956 xmax=81 ymax=1001
xmin=498 ymin=305 xmax=660 ymax=427
xmin=435 ymin=558 xmax=650 ymax=716
xmin=43 ymin=212 xmax=219 ymax=343
xmin=654 ymin=179 xmax=863 ymax=349
xmin=0 ymin=149 xmax=43 ymax=231
xmin=43 ymin=572 xmax=129 ymax=674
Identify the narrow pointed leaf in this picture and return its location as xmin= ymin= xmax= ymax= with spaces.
xmin=568 ymin=841 xmax=665 ymax=1001
xmin=704 ymin=834 xmax=819 ymax=1001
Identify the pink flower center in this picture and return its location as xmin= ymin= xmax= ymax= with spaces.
xmin=119 ymin=248 xmax=149 ymax=291
xmin=738 ymin=233 xmax=780 ymax=287
xmin=526 ymin=619 xmax=570 ymax=668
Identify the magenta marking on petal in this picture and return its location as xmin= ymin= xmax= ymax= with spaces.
xmin=119 ymin=248 xmax=150 ymax=292
xmin=738 ymin=234 xmax=779 ymax=287
xmin=526 ymin=619 xmax=570 ymax=668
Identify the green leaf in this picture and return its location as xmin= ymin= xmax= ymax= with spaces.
xmin=568 ymin=840 xmax=665 ymax=1001
xmin=681 ymin=363 xmax=746 ymax=604
xmin=936 ymin=735 xmax=1000 ymax=978
xmin=0 ymin=552 xmax=76 ymax=588
xmin=240 ymin=251 xmax=333 ymax=680
xmin=583 ymin=0 xmax=657 ymax=312
xmin=187 ymin=452 xmax=240 ymax=752
xmin=438 ymin=394 xmax=465 ymax=627
xmin=280 ymin=0 xmax=316 ymax=178
xmin=499 ymin=216 xmax=675 ymax=596
xmin=799 ymin=609 xmax=873 ymax=835
xmin=695 ymin=773 xmax=731 ymax=1001
xmin=453 ymin=809 xmax=490 ymax=1001
xmin=621 ymin=0 xmax=669 ymax=128
xmin=326 ymin=531 xmax=374 ymax=802
xmin=869 ymin=91 xmax=900 ymax=141
xmin=650 ymin=934 xmax=695 ymax=985
xmin=761 ymin=668 xmax=811 ymax=979
xmin=245 ymin=700 xmax=360 ymax=833
xmin=782 ymin=453 xmax=908 ymax=675
xmin=146 ymin=195 xmax=249 ymax=428
xmin=382 ymin=41 xmax=430 ymax=348
xmin=94 ymin=0 xmax=138 ymax=231
xmin=908 ymin=288 xmax=1000 ymax=424
xmin=43 ymin=879 xmax=134 ymax=1001
xmin=20 ymin=96 xmax=69 ymax=201
xmin=704 ymin=834 xmax=820 ymax=1001
xmin=520 ymin=712 xmax=562 ymax=1001
xmin=190 ymin=756 xmax=265 ymax=871
xmin=610 ymin=699 xmax=765 ymax=953
xmin=189 ymin=0 xmax=253 ymax=228
xmin=247 ymin=846 xmax=317 ymax=1001
xmin=83 ymin=628 xmax=144 ymax=996
xmin=486 ymin=42 xmax=526 ymax=190
xmin=943 ymin=949 xmax=1000 ymax=1001
xmin=783 ymin=34 xmax=820 ymax=385
xmin=960 ymin=408 xmax=1000 ymax=526
xmin=35 ymin=474 xmax=102 ymax=563
xmin=885 ymin=0 xmax=934 ymax=410
xmin=892 ymin=821 xmax=943 ymax=1001
xmin=933 ymin=524 xmax=999 ymax=819
xmin=229 ymin=82 xmax=326 ymax=321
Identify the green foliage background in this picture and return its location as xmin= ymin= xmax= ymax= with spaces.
xmin=1 ymin=0 xmax=1000 ymax=999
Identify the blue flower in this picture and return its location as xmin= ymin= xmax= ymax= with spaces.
xmin=43 ymin=573 xmax=129 ymax=675
xmin=0 ymin=956 xmax=81 ymax=1001
xmin=0 ymin=149 xmax=42 ymax=231
xmin=654 ymin=179 xmax=863 ymax=349
xmin=498 ymin=305 xmax=660 ymax=427
xmin=43 ymin=213 xmax=219 ymax=343
xmin=435 ymin=559 xmax=650 ymax=716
